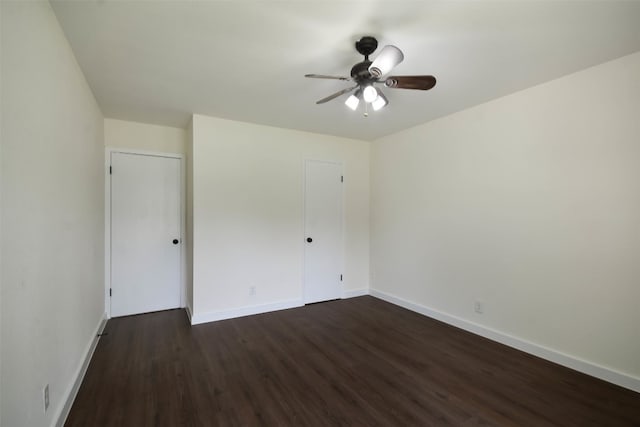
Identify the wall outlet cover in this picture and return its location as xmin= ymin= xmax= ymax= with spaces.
xmin=474 ymin=301 xmax=484 ymax=314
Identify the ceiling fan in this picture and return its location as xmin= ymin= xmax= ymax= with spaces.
xmin=305 ymin=36 xmax=436 ymax=115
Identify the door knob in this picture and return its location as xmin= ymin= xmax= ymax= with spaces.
xmin=306 ymin=237 xmax=313 ymax=243
xmin=172 ymin=239 xmax=179 ymax=245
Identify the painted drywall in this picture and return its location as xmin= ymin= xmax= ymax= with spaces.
xmin=185 ymin=118 xmax=194 ymax=315
xmin=191 ymin=114 xmax=369 ymax=321
xmin=371 ymin=52 xmax=640 ymax=381
xmin=0 ymin=2 xmax=3 ymax=421
xmin=1 ymin=2 xmax=105 ymax=426
xmin=104 ymin=118 xmax=186 ymax=155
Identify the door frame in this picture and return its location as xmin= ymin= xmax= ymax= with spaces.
xmin=105 ymin=147 xmax=186 ymax=318
xmin=302 ymin=159 xmax=345 ymax=304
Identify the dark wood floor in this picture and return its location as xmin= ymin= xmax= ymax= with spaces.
xmin=66 ymin=296 xmax=640 ymax=426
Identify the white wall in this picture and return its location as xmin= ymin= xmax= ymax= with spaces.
xmin=1 ymin=2 xmax=105 ymax=426
xmin=371 ymin=52 xmax=640 ymax=387
xmin=185 ymin=118 xmax=194 ymax=315
xmin=191 ymin=114 xmax=369 ymax=322
xmin=104 ymin=118 xmax=186 ymax=155
xmin=0 ymin=2 xmax=4 ymax=421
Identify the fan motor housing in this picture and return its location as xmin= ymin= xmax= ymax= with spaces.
xmin=351 ymin=61 xmax=379 ymax=87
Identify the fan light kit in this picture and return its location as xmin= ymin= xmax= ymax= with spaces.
xmin=305 ymin=36 xmax=436 ymax=116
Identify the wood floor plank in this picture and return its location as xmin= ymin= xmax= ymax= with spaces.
xmin=65 ymin=296 xmax=640 ymax=426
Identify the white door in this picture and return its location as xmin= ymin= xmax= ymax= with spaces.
xmin=110 ymin=152 xmax=181 ymax=317
xmin=304 ymin=160 xmax=343 ymax=304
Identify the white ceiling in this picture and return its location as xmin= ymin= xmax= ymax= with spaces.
xmin=50 ymin=1 xmax=640 ymax=141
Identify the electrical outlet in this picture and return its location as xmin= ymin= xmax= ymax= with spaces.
xmin=43 ymin=384 xmax=50 ymax=412
xmin=474 ymin=300 xmax=484 ymax=314
xmin=249 ymin=286 xmax=256 ymax=296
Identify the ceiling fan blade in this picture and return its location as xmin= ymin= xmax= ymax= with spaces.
xmin=316 ymin=85 xmax=358 ymax=104
xmin=385 ymin=75 xmax=436 ymax=90
xmin=305 ymin=74 xmax=351 ymax=81
xmin=368 ymin=45 xmax=404 ymax=77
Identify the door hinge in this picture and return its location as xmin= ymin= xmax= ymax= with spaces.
xmin=340 ymin=274 xmax=343 ymax=281
xmin=109 ymin=166 xmax=112 ymax=175
xmin=341 ymin=175 xmax=343 ymax=183
xmin=109 ymin=288 xmax=112 ymax=297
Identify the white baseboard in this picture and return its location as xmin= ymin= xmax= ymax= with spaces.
xmin=370 ymin=288 xmax=640 ymax=394
xmin=55 ymin=312 xmax=108 ymax=427
xmin=185 ymin=304 xmax=193 ymax=323
xmin=190 ymin=298 xmax=304 ymax=325
xmin=191 ymin=290 xmax=372 ymax=325
xmin=343 ymin=288 xmax=369 ymax=299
